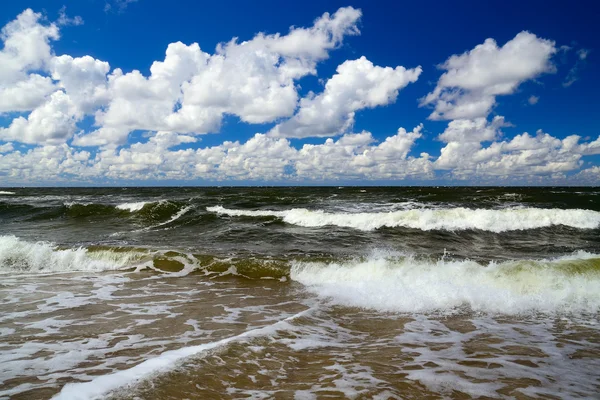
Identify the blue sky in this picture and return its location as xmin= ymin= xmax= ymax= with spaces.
xmin=0 ymin=0 xmax=598 ymax=185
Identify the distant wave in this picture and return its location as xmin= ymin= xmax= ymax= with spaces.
xmin=207 ymin=206 xmax=600 ymax=232
xmin=0 ymin=191 xmax=15 ymax=195
xmin=290 ymin=251 xmax=600 ymax=314
xmin=58 ymin=200 xmax=189 ymax=222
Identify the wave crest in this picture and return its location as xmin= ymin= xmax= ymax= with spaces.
xmin=290 ymin=252 xmax=600 ymax=314
xmin=207 ymin=206 xmax=600 ymax=232
xmin=0 ymin=236 xmax=145 ymax=273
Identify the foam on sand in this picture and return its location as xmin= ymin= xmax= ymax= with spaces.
xmin=52 ymin=308 xmax=312 ymax=400
xmin=207 ymin=205 xmax=600 ymax=232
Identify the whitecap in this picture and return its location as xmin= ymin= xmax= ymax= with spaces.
xmin=290 ymin=251 xmax=600 ymax=314
xmin=207 ymin=206 xmax=600 ymax=232
xmin=0 ymin=236 xmax=144 ymax=274
xmin=116 ymin=202 xmax=149 ymax=212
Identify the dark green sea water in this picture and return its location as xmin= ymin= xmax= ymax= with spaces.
xmin=1 ymin=187 xmax=600 ymax=399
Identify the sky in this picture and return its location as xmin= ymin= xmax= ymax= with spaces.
xmin=0 ymin=0 xmax=599 ymax=186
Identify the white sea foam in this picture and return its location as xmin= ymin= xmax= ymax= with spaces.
xmin=207 ymin=205 xmax=600 ymax=232
xmin=150 ymin=206 xmax=192 ymax=228
xmin=64 ymin=201 xmax=92 ymax=207
xmin=53 ymin=308 xmax=312 ymax=400
xmin=290 ymin=252 xmax=600 ymax=314
xmin=116 ymin=201 xmax=149 ymax=212
xmin=0 ymin=236 xmax=143 ymax=273
xmin=0 ymin=191 xmax=15 ymax=195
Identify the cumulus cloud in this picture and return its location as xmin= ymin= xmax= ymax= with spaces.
xmin=0 ymin=143 xmax=13 ymax=153
xmin=77 ymin=7 xmax=362 ymax=146
xmin=434 ymin=129 xmax=600 ymax=180
xmin=419 ymin=30 xmax=594 ymax=183
xmin=0 ymin=7 xmax=364 ymax=148
xmin=0 ymin=91 xmax=81 ymax=145
xmin=0 ymin=144 xmax=94 ymax=183
xmin=0 ymin=127 xmax=432 ymax=183
xmin=0 ymin=9 xmax=59 ymax=112
xmin=0 ymin=74 xmax=55 ymax=113
xmin=421 ymin=31 xmax=556 ymax=121
xmin=438 ymin=116 xmax=509 ymax=144
xmin=0 ymin=8 xmax=598 ymax=185
xmin=50 ymin=55 xmax=111 ymax=113
xmin=269 ymin=56 xmax=421 ymax=138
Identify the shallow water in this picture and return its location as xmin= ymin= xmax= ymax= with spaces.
xmin=1 ymin=187 xmax=599 ymax=399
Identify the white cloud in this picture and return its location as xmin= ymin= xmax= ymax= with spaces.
xmin=104 ymin=0 xmax=139 ymax=13
xmin=0 ymin=9 xmax=59 ymax=113
xmin=576 ymin=166 xmax=600 ymax=183
xmin=438 ymin=116 xmax=509 ymax=143
xmin=269 ymin=56 xmax=421 ymax=138
xmin=0 ymin=9 xmax=59 ymax=82
xmin=50 ymin=55 xmax=111 ymax=113
xmin=563 ymin=48 xmax=590 ymax=87
xmin=421 ymin=31 xmax=556 ymax=120
xmin=1 ymin=124 xmax=599 ymax=184
xmin=0 ymin=91 xmax=81 ymax=145
xmin=78 ymin=7 xmax=362 ymax=146
xmin=57 ymin=6 xmax=84 ymax=26
xmin=421 ymin=30 xmax=587 ymax=182
xmin=435 ymin=128 xmax=600 ymax=180
xmin=0 ymin=7 xmax=363 ymax=147
xmin=0 ymin=144 xmax=94 ymax=183
xmin=0 ymin=143 xmax=13 ymax=153
xmin=0 ymin=74 xmax=55 ymax=113
xmin=0 ymin=127 xmax=434 ymax=183
xmin=0 ymin=8 xmax=598 ymax=185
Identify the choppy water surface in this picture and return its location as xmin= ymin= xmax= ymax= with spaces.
xmin=1 ymin=187 xmax=599 ymax=399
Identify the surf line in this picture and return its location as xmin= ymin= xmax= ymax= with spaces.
xmin=52 ymin=307 xmax=314 ymax=400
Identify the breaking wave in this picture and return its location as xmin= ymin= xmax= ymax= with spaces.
xmin=0 ymin=236 xmax=146 ymax=273
xmin=9 ymin=200 xmax=195 ymax=222
xmin=207 ymin=206 xmax=600 ymax=232
xmin=290 ymin=251 xmax=600 ymax=314
xmin=116 ymin=201 xmax=150 ymax=212
xmin=3 ymin=235 xmax=600 ymax=314
xmin=0 ymin=191 xmax=15 ymax=195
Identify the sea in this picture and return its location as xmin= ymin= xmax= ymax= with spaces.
xmin=0 ymin=186 xmax=599 ymax=399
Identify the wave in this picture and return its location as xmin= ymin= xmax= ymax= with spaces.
xmin=4 ymin=234 xmax=600 ymax=314
xmin=0 ymin=236 xmax=146 ymax=273
xmin=0 ymin=191 xmax=15 ymax=195
xmin=116 ymin=201 xmax=149 ymax=212
xmin=151 ymin=205 xmax=193 ymax=227
xmin=64 ymin=202 xmax=122 ymax=217
xmin=0 ymin=236 xmax=289 ymax=277
xmin=35 ymin=200 xmax=191 ymax=222
xmin=207 ymin=206 xmax=600 ymax=232
xmin=290 ymin=251 xmax=600 ymax=314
